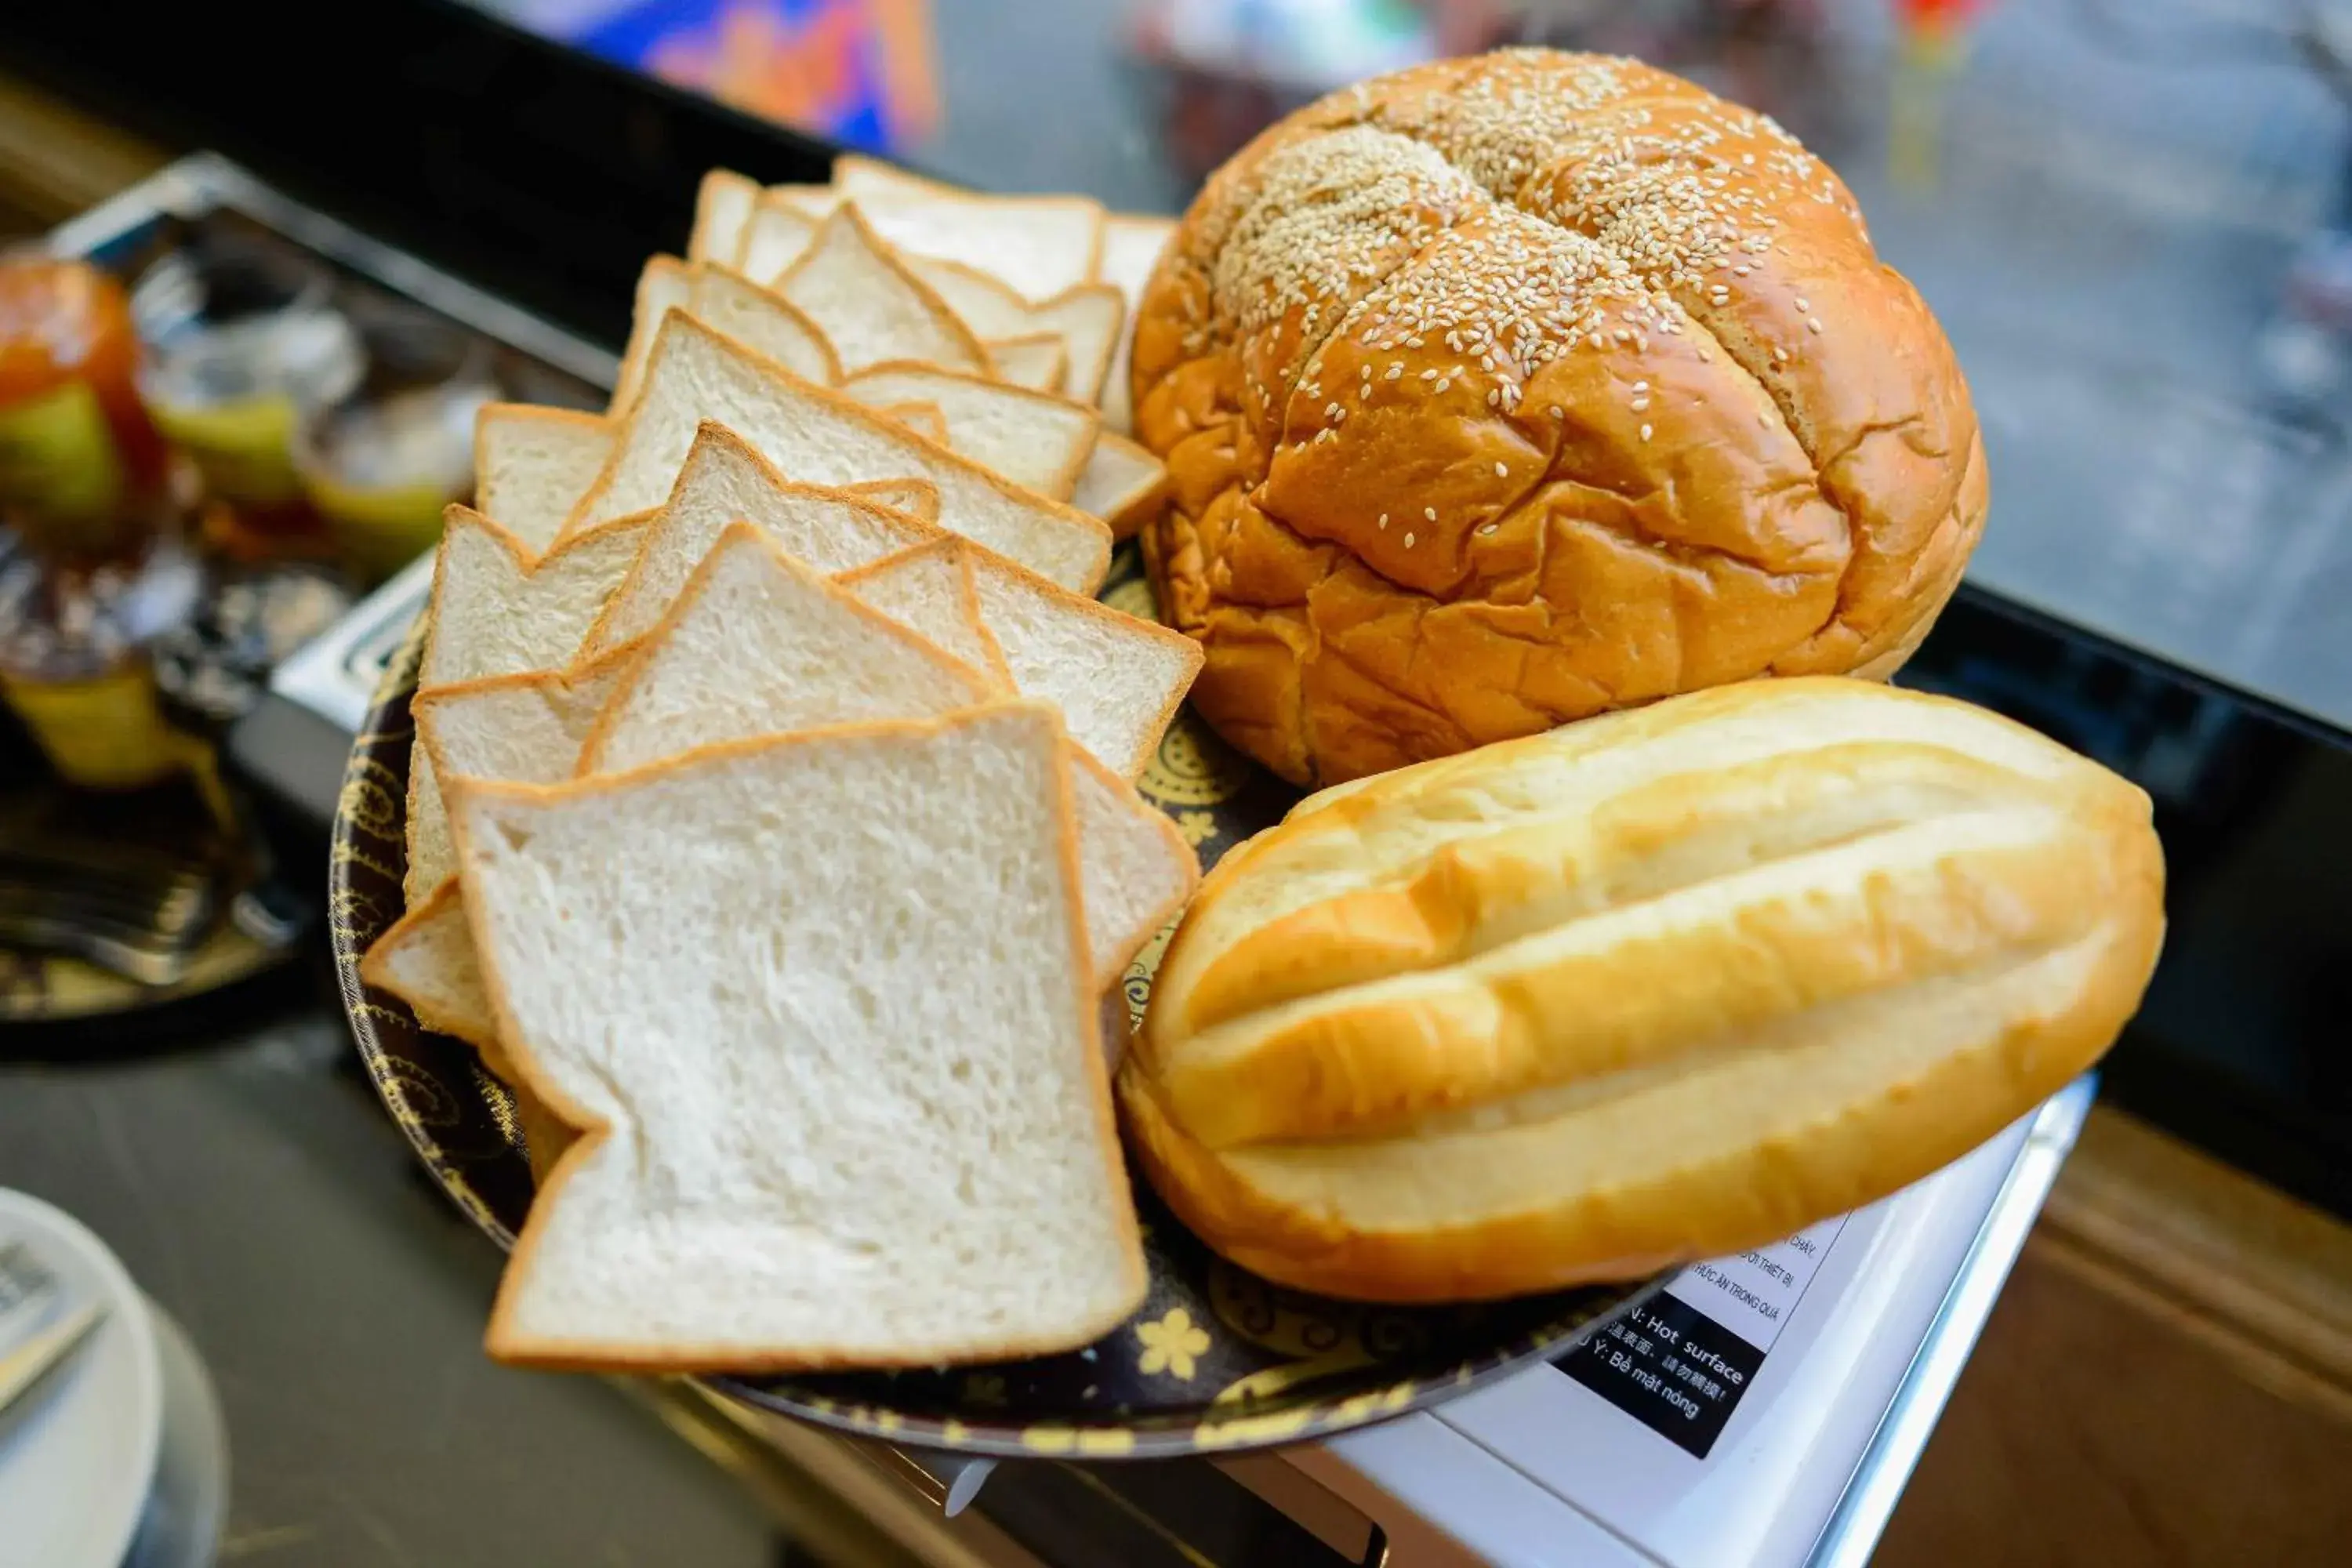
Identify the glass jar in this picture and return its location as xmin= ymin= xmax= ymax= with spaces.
xmin=0 ymin=257 xmax=207 ymax=793
xmin=0 ymin=256 xmax=170 ymax=557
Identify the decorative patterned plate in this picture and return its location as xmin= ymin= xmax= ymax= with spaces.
xmin=330 ymin=547 xmax=1660 ymax=1460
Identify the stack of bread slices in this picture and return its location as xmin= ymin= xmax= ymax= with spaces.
xmin=361 ymin=161 xmax=1200 ymax=1370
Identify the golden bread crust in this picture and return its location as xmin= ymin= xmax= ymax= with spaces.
xmin=1118 ymin=679 xmax=2164 ymax=1302
xmin=1134 ymin=50 xmax=1984 ymax=786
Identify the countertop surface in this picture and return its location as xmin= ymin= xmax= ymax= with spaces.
xmin=0 ymin=1001 xmax=805 ymax=1567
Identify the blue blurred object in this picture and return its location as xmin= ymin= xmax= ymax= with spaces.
xmin=1131 ymin=0 xmax=1436 ymax=94
xmin=476 ymin=0 xmax=937 ymax=153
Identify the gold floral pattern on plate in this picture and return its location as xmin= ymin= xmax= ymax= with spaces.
xmin=1136 ymin=1308 xmax=1212 ymax=1381
xmin=330 ymin=546 xmax=1657 ymax=1460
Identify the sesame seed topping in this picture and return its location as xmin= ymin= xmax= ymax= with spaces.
xmin=1479 ymin=522 xmax=1499 ymax=534
xmin=1494 ymin=461 xmax=1508 ymax=476
xmin=1403 ymin=532 xmax=1416 ymax=547
xmin=1377 ymin=513 xmax=1388 ymax=528
xmin=1208 ymin=127 xmax=1478 ymax=359
xmin=1190 ymin=64 xmax=1863 ymax=471
xmin=1424 ymin=506 xmax=1438 ymax=521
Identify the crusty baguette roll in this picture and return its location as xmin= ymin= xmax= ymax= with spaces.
xmin=1118 ymin=679 xmax=2163 ymax=1302
xmin=1133 ymin=49 xmax=1985 ymax=786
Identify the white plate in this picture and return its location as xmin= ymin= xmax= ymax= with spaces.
xmin=0 ymin=1189 xmax=164 ymax=1568
xmin=125 ymin=1302 xmax=228 ymax=1568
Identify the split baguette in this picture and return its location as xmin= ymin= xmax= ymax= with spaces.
xmin=1120 ymin=677 xmax=2166 ymax=1302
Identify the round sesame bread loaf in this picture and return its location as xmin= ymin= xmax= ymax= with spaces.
xmin=1131 ymin=49 xmax=1986 ymax=787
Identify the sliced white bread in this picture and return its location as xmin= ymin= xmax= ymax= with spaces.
xmin=908 ymin=256 xmax=1031 ymax=338
xmin=450 ymin=702 xmax=1146 ymax=1370
xmin=835 ymin=539 xmax=1011 ymax=686
xmin=407 ymin=509 xmax=652 ymax=899
xmin=832 ymin=155 xmax=1105 ymax=301
xmin=777 ymin=205 xmax=988 ymax=377
xmin=404 ymin=758 xmax=456 ymax=907
xmin=842 ymin=476 xmax=939 ymax=522
xmin=423 ymin=508 xmax=651 ymax=688
xmin=580 ymin=525 xmax=1194 ymax=988
xmin=381 ymin=565 xmax=1195 ymax=1054
xmin=739 ymin=193 xmax=820 ymax=285
xmin=841 ymin=361 xmax=1098 ymax=502
xmin=580 ymin=422 xmax=938 ymax=659
xmin=688 ymin=263 xmax=841 ymax=387
xmin=561 ymin=312 xmax=1110 ymax=593
xmin=954 ymin=539 xmax=1203 ymax=779
xmin=1096 ymin=214 xmax=1176 ymax=434
xmin=474 ymin=405 xmax=614 ymax=554
xmin=1018 ymin=285 xmax=1124 ymax=405
xmin=768 ymin=183 xmax=842 ymax=219
xmin=983 ymin=332 xmax=1069 ymax=394
xmin=576 ymin=523 xmax=999 ymax=778
xmin=1072 ymin=431 xmax=1170 ymax=542
xmin=879 ymin=401 xmax=948 ymax=444
xmin=688 ymin=169 xmax=759 ymax=265
xmin=362 ymin=880 xmax=498 ymax=1054
xmin=1062 ymin=750 xmax=1200 ymax=1006
xmin=612 ymin=256 xmax=694 ymax=416
xmin=371 ymin=652 xmax=639 ymax=1043
xmin=909 ymin=260 xmax=1123 ymax=405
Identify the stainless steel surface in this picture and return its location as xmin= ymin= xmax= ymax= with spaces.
xmin=47 ymin=154 xmax=620 ymax=392
xmin=263 ymin=554 xmax=432 ymax=737
xmin=1805 ymin=1077 xmax=2100 ymax=1568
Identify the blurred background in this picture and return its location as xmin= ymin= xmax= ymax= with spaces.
xmin=0 ymin=2 xmax=2347 ymax=1565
